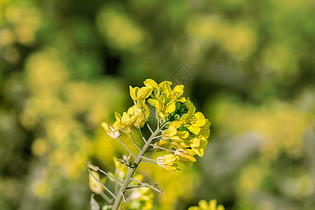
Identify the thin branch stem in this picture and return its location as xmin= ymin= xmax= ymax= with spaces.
xmin=100 ymin=191 xmax=113 ymax=203
xmin=144 ymin=148 xmax=154 ymax=153
xmin=141 ymin=160 xmax=158 ymax=164
xmin=151 ymin=135 xmax=163 ymax=140
xmin=141 ymin=109 xmax=153 ymax=133
xmin=99 ymin=169 xmax=123 ymax=185
xmin=138 ymin=127 xmax=147 ymax=143
xmin=86 ymin=161 xmax=100 ymax=171
xmin=88 ymin=170 xmax=116 ymax=199
xmin=141 ymin=156 xmax=157 ymax=162
xmin=156 ymin=113 xmax=160 ymax=130
xmin=117 ymin=137 xmax=136 ymax=158
xmin=130 ymin=178 xmax=165 ymax=193
xmin=86 ymin=161 xmax=123 ymax=185
xmin=126 ymin=185 xmax=147 ymax=189
xmin=112 ymin=128 xmax=161 ymax=209
xmin=150 ymin=144 xmax=176 ymax=152
xmin=160 ymin=121 xmax=170 ymax=129
xmin=146 ymin=122 xmax=153 ymax=134
xmin=129 ymin=133 xmax=141 ymax=152
xmin=121 ymin=192 xmax=126 ymax=202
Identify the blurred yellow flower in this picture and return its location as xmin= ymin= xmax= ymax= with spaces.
xmin=189 ymin=199 xmax=225 ymax=210
xmin=101 ymin=122 xmax=120 ymax=139
xmin=96 ymin=7 xmax=146 ymax=51
xmin=32 ymin=138 xmax=48 ymax=156
xmin=89 ymin=171 xmax=103 ymax=194
xmin=157 ymin=154 xmax=179 ymax=172
xmin=175 ymin=149 xmax=196 ymax=164
xmin=127 ymin=187 xmax=154 ymax=210
xmin=129 ymin=85 xmax=153 ymax=102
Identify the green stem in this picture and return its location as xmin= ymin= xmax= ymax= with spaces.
xmin=112 ymin=128 xmax=161 ymax=210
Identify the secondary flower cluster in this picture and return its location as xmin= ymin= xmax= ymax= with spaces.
xmin=101 ymin=79 xmax=211 ymax=172
xmin=111 ymin=158 xmax=154 ymax=210
xmin=188 ymin=199 xmax=225 ymax=210
xmin=88 ymin=158 xmax=153 ymax=210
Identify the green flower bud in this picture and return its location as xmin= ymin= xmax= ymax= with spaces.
xmin=174 ymin=114 xmax=180 ymax=120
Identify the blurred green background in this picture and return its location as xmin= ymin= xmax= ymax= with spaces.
xmin=1 ymin=0 xmax=315 ymax=209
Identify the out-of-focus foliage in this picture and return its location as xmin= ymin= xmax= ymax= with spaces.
xmin=0 ymin=0 xmax=314 ymax=209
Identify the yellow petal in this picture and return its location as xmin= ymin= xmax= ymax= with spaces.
xmin=169 ymin=120 xmax=182 ymax=128
xmin=131 ymin=115 xmax=138 ymax=125
xmin=188 ymin=125 xmax=201 ymax=135
xmin=127 ymin=106 xmax=135 ymax=114
xmin=190 ymin=138 xmax=200 ymax=147
xmin=163 ymin=154 xmax=177 ymax=164
xmin=148 ymin=99 xmax=159 ymax=108
xmin=180 ymin=113 xmax=188 ymax=121
xmin=198 ymin=119 xmax=211 ymax=139
xmin=114 ymin=111 xmax=122 ymax=121
xmin=178 ymin=131 xmax=189 ymax=139
xmin=137 ymin=86 xmax=153 ymax=98
xmin=129 ymin=86 xmax=139 ymax=101
xmin=175 ymin=149 xmax=196 ymax=163
xmin=143 ymin=104 xmax=150 ymax=119
xmin=181 ymin=102 xmax=196 ymax=122
xmin=186 ymin=149 xmax=197 ymax=156
xmin=209 ymin=200 xmax=217 ymax=210
xmin=217 ymin=205 xmax=225 ymax=210
xmin=159 ymin=81 xmax=172 ymax=96
xmin=168 ymin=126 xmax=178 ymax=137
xmin=164 ymin=165 xmax=178 ymax=172
xmin=173 ymin=85 xmax=184 ymax=97
xmin=193 ymin=148 xmax=204 ymax=157
xmin=112 ymin=120 xmax=120 ymax=130
xmin=194 ymin=112 xmax=206 ymax=127
xmin=177 ymin=97 xmax=186 ymax=103
xmin=199 ymin=200 xmax=209 ymax=209
xmin=159 ymin=81 xmax=172 ymax=87
xmin=165 ymin=101 xmax=176 ymax=114
xmin=144 ymin=78 xmax=158 ymax=89
xmin=187 ymin=103 xmax=196 ymax=119
xmin=121 ymin=112 xmax=130 ymax=125
xmin=157 ymin=156 xmax=177 ymax=171
xmin=101 ymin=122 xmax=109 ymax=132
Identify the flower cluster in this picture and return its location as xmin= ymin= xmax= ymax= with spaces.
xmin=188 ymin=199 xmax=225 ymax=210
xmin=144 ymin=79 xmax=210 ymax=171
xmin=101 ymin=79 xmax=211 ymax=172
xmin=88 ymin=158 xmax=154 ymax=210
xmin=91 ymin=79 xmax=210 ymax=209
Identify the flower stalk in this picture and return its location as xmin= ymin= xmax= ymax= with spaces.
xmin=112 ymin=127 xmax=161 ymax=209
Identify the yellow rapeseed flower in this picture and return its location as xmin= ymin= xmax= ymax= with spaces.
xmin=175 ymin=149 xmax=197 ymax=165
xmin=89 ymin=171 xmax=103 ymax=194
xmin=188 ymin=199 xmax=225 ymax=210
xmin=101 ymin=122 xmax=120 ymax=139
xmin=157 ymin=154 xmax=179 ymax=172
